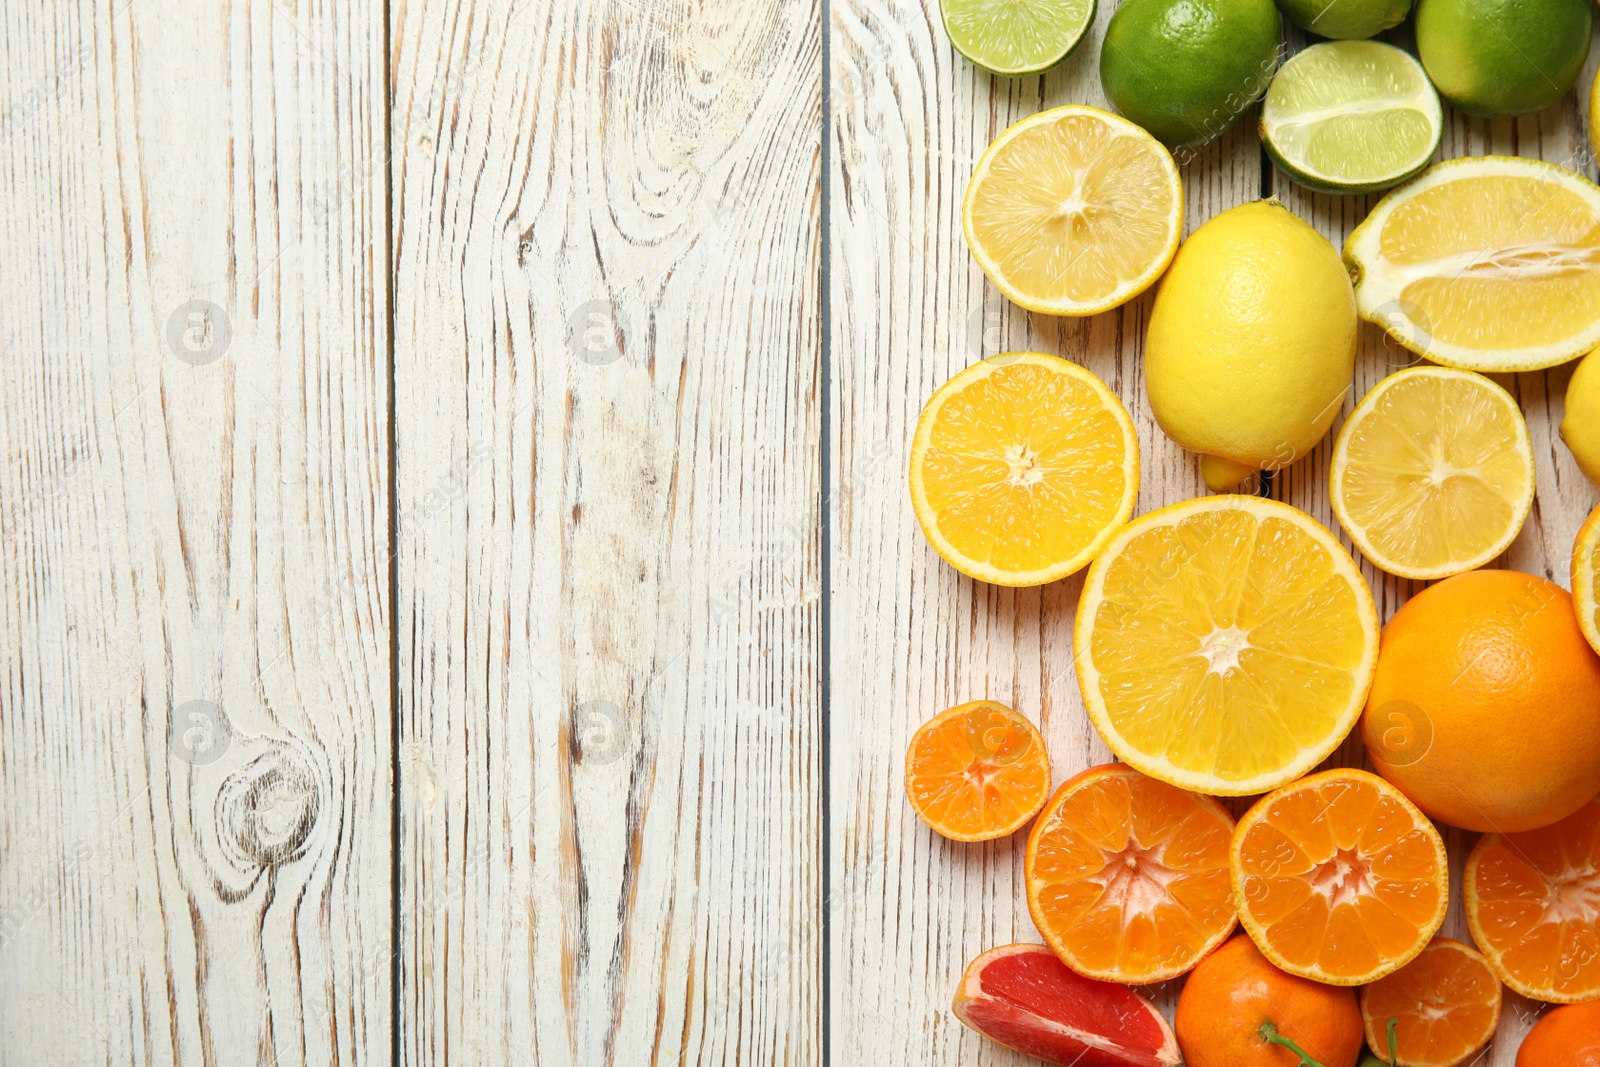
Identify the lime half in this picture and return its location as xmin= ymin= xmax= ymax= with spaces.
xmin=1261 ymin=41 xmax=1441 ymax=195
xmin=941 ymin=0 xmax=1096 ymax=76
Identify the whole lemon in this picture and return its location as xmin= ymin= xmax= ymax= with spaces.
xmin=1416 ymin=0 xmax=1591 ymax=116
xmin=1562 ymin=348 xmax=1600 ymax=487
xmin=1145 ymin=200 xmax=1357 ymax=491
xmin=1100 ymin=0 xmax=1282 ymax=148
xmin=1361 ymin=570 xmax=1600 ymax=834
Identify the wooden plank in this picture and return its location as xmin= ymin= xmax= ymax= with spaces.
xmin=828 ymin=1 xmax=1260 ymax=1060
xmin=1269 ymin=25 xmax=1600 ymax=1064
xmin=0 ymin=1 xmax=391 ymax=1064
xmin=390 ymin=1 xmax=822 ymax=1063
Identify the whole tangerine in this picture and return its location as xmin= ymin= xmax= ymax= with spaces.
xmin=1175 ymin=935 xmax=1364 ymax=1067
xmin=1517 ymin=1000 xmax=1600 ymax=1067
xmin=1360 ymin=569 xmax=1600 ymax=833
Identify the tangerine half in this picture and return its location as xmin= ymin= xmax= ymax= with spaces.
xmin=1359 ymin=937 xmax=1501 ymax=1067
xmin=1465 ymin=796 xmax=1600 ymax=1003
xmin=1232 ymin=768 xmax=1448 ymax=985
xmin=904 ymin=700 xmax=1050 ymax=841
xmin=1025 ymin=763 xmax=1236 ymax=983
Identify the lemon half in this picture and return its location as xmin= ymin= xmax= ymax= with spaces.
xmin=1330 ymin=367 xmax=1534 ymax=580
xmin=1346 ymin=155 xmax=1600 ymax=372
xmin=963 ymin=106 xmax=1183 ymax=315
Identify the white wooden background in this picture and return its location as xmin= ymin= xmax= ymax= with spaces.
xmin=0 ymin=0 xmax=1595 ymax=1064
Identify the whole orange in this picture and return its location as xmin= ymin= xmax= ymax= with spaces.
xmin=1517 ymin=1000 xmax=1600 ymax=1067
xmin=1175 ymin=935 xmax=1363 ymax=1067
xmin=1360 ymin=569 xmax=1600 ymax=833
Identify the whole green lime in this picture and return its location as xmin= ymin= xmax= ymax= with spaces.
xmin=1416 ymin=0 xmax=1591 ymax=116
xmin=1275 ymin=0 xmax=1412 ymax=38
xmin=1100 ymin=0 xmax=1283 ymax=148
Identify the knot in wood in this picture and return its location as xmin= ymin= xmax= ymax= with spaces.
xmin=216 ymin=748 xmax=320 ymax=868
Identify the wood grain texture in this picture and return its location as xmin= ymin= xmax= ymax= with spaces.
xmin=831 ymin=7 xmax=1600 ymax=1066
xmin=390 ymin=1 xmax=821 ymax=1064
xmin=0 ymin=0 xmax=392 ymax=1064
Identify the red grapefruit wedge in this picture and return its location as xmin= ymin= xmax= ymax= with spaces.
xmin=952 ymin=944 xmax=1180 ymax=1067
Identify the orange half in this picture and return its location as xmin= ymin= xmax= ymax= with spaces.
xmin=1026 ymin=763 xmax=1237 ymax=983
xmin=905 ymin=701 xmax=1051 ymax=841
xmin=1465 ymin=796 xmax=1600 ymax=1003
xmin=1359 ymin=937 xmax=1502 ymax=1067
xmin=909 ymin=353 xmax=1139 ymax=587
xmin=1232 ymin=768 xmax=1448 ymax=986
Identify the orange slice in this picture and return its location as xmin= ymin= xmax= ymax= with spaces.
xmin=1232 ymin=768 xmax=1448 ymax=986
xmin=909 ymin=353 xmax=1139 ymax=586
xmin=1575 ymin=503 xmax=1600 ymax=658
xmin=905 ymin=701 xmax=1051 ymax=841
xmin=1359 ymin=938 xmax=1502 ymax=1067
xmin=1464 ymin=796 xmax=1600 ymax=1003
xmin=1025 ymin=764 xmax=1237 ymax=983
xmin=1074 ymin=496 xmax=1380 ymax=795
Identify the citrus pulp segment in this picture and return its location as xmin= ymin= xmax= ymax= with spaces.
xmin=1359 ymin=938 xmax=1501 ymax=1067
xmin=1024 ymin=764 xmax=1236 ymax=983
xmin=1345 ymin=156 xmax=1600 ymax=372
xmin=1577 ymin=505 xmax=1600 ymax=657
xmin=909 ymin=354 xmax=1139 ymax=586
xmin=1465 ymin=797 xmax=1600 ymax=1003
xmin=1261 ymin=41 xmax=1441 ymax=195
xmin=952 ymin=944 xmax=1181 ymax=1067
xmin=1231 ymin=768 xmax=1449 ymax=986
xmin=904 ymin=701 xmax=1051 ymax=841
xmin=940 ymin=0 xmax=1096 ymax=75
xmin=1330 ymin=367 xmax=1534 ymax=580
xmin=1074 ymin=496 xmax=1379 ymax=795
xmin=962 ymin=106 xmax=1182 ymax=315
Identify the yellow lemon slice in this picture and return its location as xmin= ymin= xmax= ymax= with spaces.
xmin=910 ymin=353 xmax=1138 ymax=586
xmin=1575 ymin=504 xmax=1600 ymax=658
xmin=1330 ymin=367 xmax=1534 ymax=580
xmin=1075 ymin=496 xmax=1380 ymax=795
xmin=962 ymin=105 xmax=1183 ymax=316
xmin=1345 ymin=155 xmax=1600 ymax=372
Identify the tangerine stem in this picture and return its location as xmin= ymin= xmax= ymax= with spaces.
xmin=1386 ymin=1017 xmax=1399 ymax=1066
xmin=1257 ymin=1022 xmax=1331 ymax=1067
